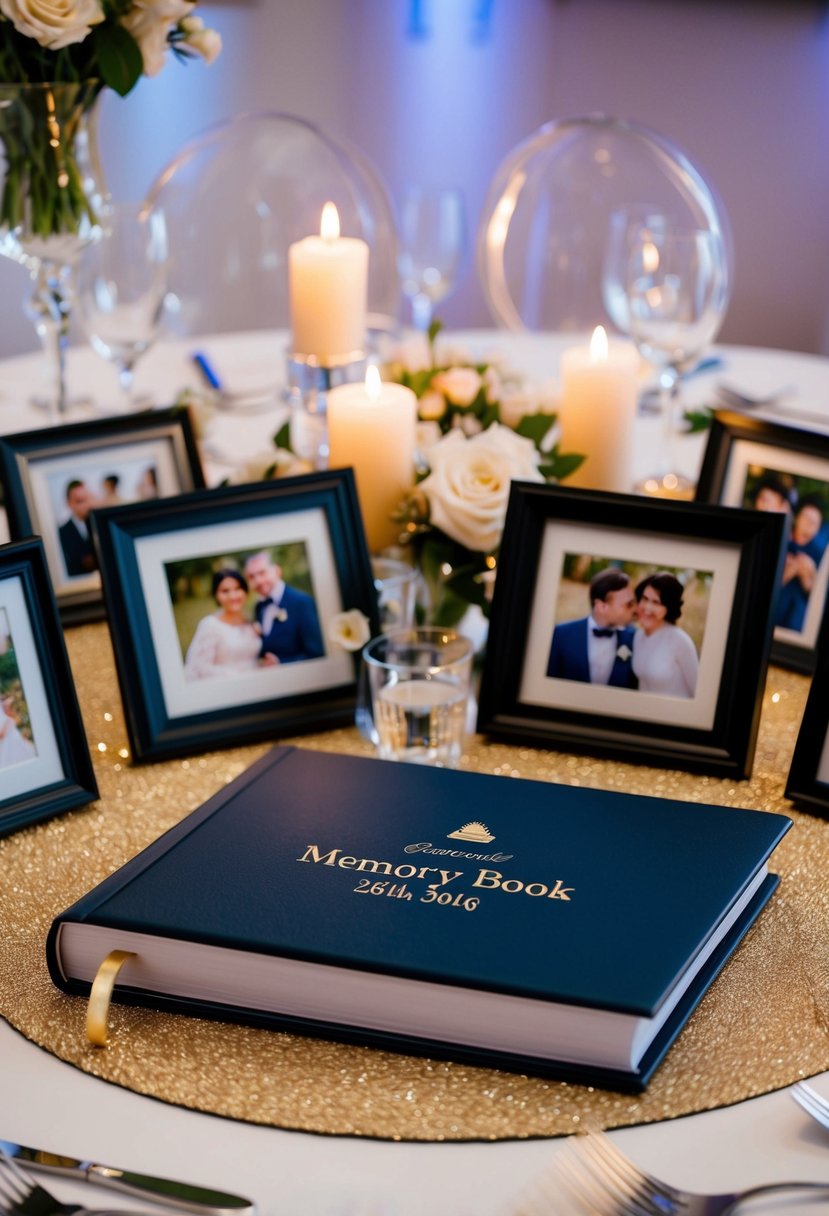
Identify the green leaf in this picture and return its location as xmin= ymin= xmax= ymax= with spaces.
xmin=94 ymin=24 xmax=143 ymax=96
xmin=274 ymin=422 xmax=292 ymax=451
xmin=683 ymin=407 xmax=714 ymax=434
xmin=540 ymin=449 xmax=586 ymax=482
xmin=427 ymin=317 xmax=444 ymax=345
xmin=515 ymin=412 xmax=558 ymax=447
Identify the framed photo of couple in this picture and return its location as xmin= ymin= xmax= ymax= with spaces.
xmin=785 ymin=606 xmax=829 ymax=817
xmin=0 ymin=538 xmax=97 ymax=837
xmin=92 ymin=469 xmax=379 ymax=761
xmin=696 ymin=410 xmax=829 ymax=673
xmin=0 ymin=407 xmax=205 ymax=625
xmin=477 ymin=483 xmax=786 ymax=778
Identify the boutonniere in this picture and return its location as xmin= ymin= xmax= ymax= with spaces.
xmin=274 ymin=607 xmax=288 ymax=623
xmin=616 ymin=644 xmax=632 ymax=662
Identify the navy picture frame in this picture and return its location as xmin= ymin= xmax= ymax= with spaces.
xmin=0 ymin=406 xmax=205 ymax=626
xmin=695 ymin=410 xmax=829 ymax=674
xmin=477 ymin=482 xmax=786 ymax=779
xmin=0 ymin=538 xmax=98 ymax=837
xmin=91 ymin=470 xmax=379 ymax=763
xmin=785 ymin=605 xmax=829 ymax=817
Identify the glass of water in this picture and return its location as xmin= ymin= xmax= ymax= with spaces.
xmin=362 ymin=627 xmax=474 ymax=768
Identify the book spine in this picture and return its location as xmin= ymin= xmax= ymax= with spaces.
xmin=45 ymin=746 xmax=295 ymax=989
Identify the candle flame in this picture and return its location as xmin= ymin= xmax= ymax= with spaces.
xmin=642 ymin=239 xmax=660 ymax=274
xmin=365 ymin=363 xmax=382 ymax=400
xmin=320 ymin=201 xmax=340 ymax=241
xmin=589 ymin=325 xmax=608 ymax=364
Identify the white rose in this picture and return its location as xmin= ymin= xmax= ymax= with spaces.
xmin=121 ymin=0 xmax=195 ymax=76
xmin=419 ymin=423 xmax=544 ymax=553
xmin=498 ymin=385 xmax=533 ymax=429
xmin=0 ymin=0 xmax=104 ymax=49
xmin=431 ymin=366 xmax=482 ymax=408
xmin=328 ymin=610 xmax=371 ymax=652
xmin=180 ymin=15 xmax=221 ymax=63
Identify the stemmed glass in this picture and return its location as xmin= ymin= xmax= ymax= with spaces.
xmin=397 ymin=187 xmax=466 ymax=331
xmin=619 ymin=217 xmax=729 ymax=496
xmin=75 ymin=201 xmax=169 ymax=412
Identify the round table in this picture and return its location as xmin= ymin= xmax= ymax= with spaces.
xmin=2 ymin=331 xmax=829 ymax=1215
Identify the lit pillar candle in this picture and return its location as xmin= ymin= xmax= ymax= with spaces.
xmin=558 ymin=325 xmax=639 ymax=493
xmin=288 ymin=202 xmax=369 ymax=364
xmin=327 ymin=365 xmax=417 ymax=553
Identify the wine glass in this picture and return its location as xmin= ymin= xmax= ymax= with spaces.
xmin=397 ymin=187 xmax=466 ymax=331
xmin=622 ymin=219 xmax=729 ymax=496
xmin=75 ymin=201 xmax=169 ymax=412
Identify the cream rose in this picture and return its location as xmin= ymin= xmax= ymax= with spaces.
xmin=328 ymin=610 xmax=371 ymax=652
xmin=0 ymin=0 xmax=104 ymax=49
xmin=419 ymin=423 xmax=544 ymax=553
xmin=121 ymin=0 xmax=195 ymax=76
xmin=431 ymin=366 xmax=482 ymax=408
xmin=179 ymin=13 xmax=221 ymax=63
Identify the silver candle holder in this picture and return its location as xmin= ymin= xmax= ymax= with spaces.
xmin=284 ymin=350 xmax=367 ymax=470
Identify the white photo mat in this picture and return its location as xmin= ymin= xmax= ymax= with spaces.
xmin=0 ymin=575 xmax=64 ymax=800
xmin=519 ymin=521 xmax=741 ymax=731
xmin=25 ymin=438 xmax=183 ymax=596
xmin=136 ymin=507 xmax=353 ymax=719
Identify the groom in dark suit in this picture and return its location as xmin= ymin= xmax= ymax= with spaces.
xmin=58 ymin=479 xmax=97 ymax=577
xmin=244 ymin=550 xmax=324 ymax=665
xmin=547 ymin=567 xmax=637 ymax=687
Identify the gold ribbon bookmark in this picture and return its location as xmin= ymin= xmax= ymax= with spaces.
xmin=86 ymin=950 xmax=136 ymax=1046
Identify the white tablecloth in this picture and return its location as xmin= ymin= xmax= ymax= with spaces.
xmin=3 ymin=331 xmax=829 ymax=1214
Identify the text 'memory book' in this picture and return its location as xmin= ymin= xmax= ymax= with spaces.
xmin=47 ymin=747 xmax=791 ymax=1091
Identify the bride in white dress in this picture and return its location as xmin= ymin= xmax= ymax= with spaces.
xmin=0 ymin=694 xmax=36 ymax=768
xmin=632 ymin=572 xmax=699 ymax=699
xmin=184 ymin=568 xmax=262 ymax=680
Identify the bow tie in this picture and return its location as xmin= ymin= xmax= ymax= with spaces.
xmin=592 ymin=627 xmax=617 ymax=638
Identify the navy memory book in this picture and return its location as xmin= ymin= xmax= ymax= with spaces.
xmin=47 ymin=747 xmax=791 ymax=1091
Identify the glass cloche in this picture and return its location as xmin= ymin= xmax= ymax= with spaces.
xmin=145 ymin=111 xmax=400 ymax=344
xmin=477 ymin=114 xmax=733 ymax=334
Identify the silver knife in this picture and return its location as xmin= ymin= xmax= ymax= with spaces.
xmin=0 ymin=1140 xmax=255 ymax=1215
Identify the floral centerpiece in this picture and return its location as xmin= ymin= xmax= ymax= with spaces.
xmin=0 ymin=1 xmax=221 ymax=240
xmin=385 ymin=323 xmax=584 ymax=626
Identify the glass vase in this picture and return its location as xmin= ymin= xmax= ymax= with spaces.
xmin=0 ymin=80 xmax=107 ymax=415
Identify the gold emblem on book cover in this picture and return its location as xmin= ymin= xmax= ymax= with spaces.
xmin=447 ymin=822 xmax=495 ymax=843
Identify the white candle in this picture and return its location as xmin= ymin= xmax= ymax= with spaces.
xmin=288 ymin=202 xmax=368 ymax=364
xmin=558 ymin=326 xmax=639 ymax=493
xmin=327 ymin=365 xmax=417 ymax=553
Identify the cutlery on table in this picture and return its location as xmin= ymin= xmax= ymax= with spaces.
xmin=510 ymin=1128 xmax=829 ymax=1214
xmin=0 ymin=1143 xmax=254 ymax=1216
xmin=714 ymin=382 xmax=798 ymax=411
xmin=791 ymin=1079 xmax=829 ymax=1132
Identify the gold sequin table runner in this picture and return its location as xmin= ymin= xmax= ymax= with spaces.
xmin=0 ymin=623 xmax=827 ymax=1141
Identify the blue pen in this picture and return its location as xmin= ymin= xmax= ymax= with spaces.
xmin=192 ymin=350 xmax=222 ymax=390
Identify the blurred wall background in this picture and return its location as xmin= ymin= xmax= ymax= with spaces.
xmin=1 ymin=0 xmax=827 ymax=358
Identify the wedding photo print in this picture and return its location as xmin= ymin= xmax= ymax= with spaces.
xmin=165 ymin=542 xmax=325 ymax=682
xmin=0 ymin=408 xmax=204 ymax=624
xmin=547 ymin=556 xmax=712 ymax=701
xmin=696 ymin=411 xmax=829 ymax=672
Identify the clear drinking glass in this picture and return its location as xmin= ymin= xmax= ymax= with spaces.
xmin=76 ymin=201 xmax=168 ymax=412
xmin=397 ymin=187 xmax=466 ymax=331
xmin=362 ymin=627 xmax=473 ymax=767
xmin=623 ymin=220 xmax=729 ymax=496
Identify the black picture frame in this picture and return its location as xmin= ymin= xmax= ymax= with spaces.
xmin=477 ymin=483 xmax=786 ymax=778
xmin=0 ymin=537 xmax=98 ymax=837
xmin=0 ymin=407 xmax=205 ymax=625
xmin=785 ymin=605 xmax=829 ymax=816
xmin=695 ymin=410 xmax=829 ymax=674
xmin=92 ymin=469 xmax=379 ymax=762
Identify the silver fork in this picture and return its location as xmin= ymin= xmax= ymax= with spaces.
xmin=792 ymin=1080 xmax=829 ymax=1132
xmin=714 ymin=383 xmax=798 ymax=411
xmin=511 ymin=1129 xmax=829 ymax=1215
